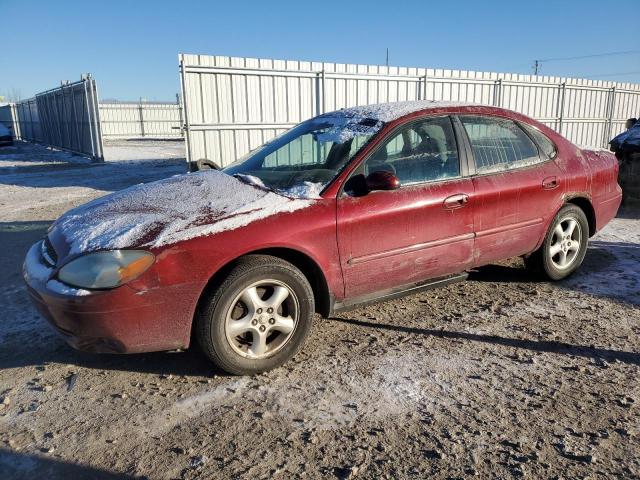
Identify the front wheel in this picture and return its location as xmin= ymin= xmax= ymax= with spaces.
xmin=525 ymin=204 xmax=589 ymax=281
xmin=196 ymin=255 xmax=314 ymax=375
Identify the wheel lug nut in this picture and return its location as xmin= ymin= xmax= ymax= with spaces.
xmin=269 ymin=318 xmax=275 ymax=324
xmin=257 ymin=308 xmax=262 ymax=314
xmin=251 ymin=319 xmax=258 ymax=326
xmin=259 ymin=325 xmax=266 ymax=332
xmin=267 ymin=307 xmax=273 ymax=314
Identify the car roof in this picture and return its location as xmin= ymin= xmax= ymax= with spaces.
xmin=321 ymin=100 xmax=481 ymax=124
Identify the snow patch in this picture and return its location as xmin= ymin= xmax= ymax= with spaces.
xmin=47 ymin=279 xmax=91 ymax=297
xmin=279 ymin=181 xmax=324 ymax=199
xmin=53 ymin=170 xmax=315 ymax=254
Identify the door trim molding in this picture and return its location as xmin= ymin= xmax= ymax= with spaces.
xmin=475 ymin=217 xmax=543 ymax=238
xmin=348 ymin=232 xmax=474 ymax=265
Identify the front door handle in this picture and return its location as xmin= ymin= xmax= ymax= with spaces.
xmin=542 ymin=176 xmax=558 ymax=190
xmin=443 ymin=193 xmax=469 ymax=210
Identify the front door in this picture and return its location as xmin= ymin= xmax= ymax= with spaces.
xmin=337 ymin=116 xmax=475 ymax=299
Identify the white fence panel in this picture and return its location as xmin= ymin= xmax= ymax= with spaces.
xmin=99 ymin=100 xmax=183 ymax=138
xmin=180 ymin=54 xmax=640 ymax=167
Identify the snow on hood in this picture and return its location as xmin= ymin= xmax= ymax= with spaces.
xmin=52 ymin=170 xmax=314 ymax=254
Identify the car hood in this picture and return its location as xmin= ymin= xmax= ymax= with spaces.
xmin=49 ymin=170 xmax=314 ymax=258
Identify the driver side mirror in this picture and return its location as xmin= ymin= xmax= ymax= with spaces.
xmin=365 ymin=170 xmax=400 ymax=191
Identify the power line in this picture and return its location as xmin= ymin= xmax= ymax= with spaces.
xmin=533 ymin=50 xmax=640 ymax=75
xmin=538 ymin=49 xmax=640 ymax=63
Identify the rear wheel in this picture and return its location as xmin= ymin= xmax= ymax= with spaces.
xmin=525 ymin=204 xmax=589 ymax=280
xmin=196 ymin=255 xmax=314 ymax=375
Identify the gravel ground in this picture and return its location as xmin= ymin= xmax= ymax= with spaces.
xmin=0 ymin=141 xmax=638 ymax=479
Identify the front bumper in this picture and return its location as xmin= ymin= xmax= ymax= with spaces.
xmin=23 ymin=242 xmax=195 ymax=354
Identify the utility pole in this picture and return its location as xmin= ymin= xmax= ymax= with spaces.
xmin=386 ymin=48 xmax=389 ymax=67
xmin=533 ymin=60 xmax=540 ymax=75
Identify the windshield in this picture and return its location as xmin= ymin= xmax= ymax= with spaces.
xmin=223 ymin=115 xmax=382 ymax=198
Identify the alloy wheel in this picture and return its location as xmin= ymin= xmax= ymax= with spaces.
xmin=224 ymin=279 xmax=299 ymax=359
xmin=549 ymin=216 xmax=582 ymax=270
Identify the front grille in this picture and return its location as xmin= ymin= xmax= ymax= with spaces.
xmin=41 ymin=236 xmax=58 ymax=267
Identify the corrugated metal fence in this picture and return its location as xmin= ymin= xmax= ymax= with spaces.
xmin=99 ymin=97 xmax=183 ymax=138
xmin=1 ymin=76 xmax=104 ymax=160
xmin=179 ymin=54 xmax=640 ymax=167
xmin=0 ymin=99 xmax=41 ymax=142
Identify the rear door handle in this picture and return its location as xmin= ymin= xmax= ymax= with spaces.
xmin=443 ymin=193 xmax=469 ymax=210
xmin=542 ymin=176 xmax=558 ymax=189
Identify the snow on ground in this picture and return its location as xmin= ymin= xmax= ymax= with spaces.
xmin=0 ymin=140 xmax=186 ymax=223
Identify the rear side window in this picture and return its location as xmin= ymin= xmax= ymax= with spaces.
xmin=520 ymin=123 xmax=557 ymax=159
xmin=460 ymin=116 xmax=541 ymax=174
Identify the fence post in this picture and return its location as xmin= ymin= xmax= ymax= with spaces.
xmin=315 ymin=70 xmax=325 ymax=116
xmin=493 ymin=78 xmax=503 ymax=107
xmin=82 ymin=77 xmax=96 ymax=160
xmin=27 ymin=99 xmax=34 ymax=142
xmin=423 ymin=73 xmax=428 ymax=101
xmin=138 ymin=97 xmax=145 ymax=137
xmin=179 ymin=56 xmax=193 ymax=166
xmin=176 ymin=93 xmax=184 ymax=138
xmin=605 ymin=86 xmax=616 ymax=148
xmin=556 ymin=82 xmax=566 ymax=135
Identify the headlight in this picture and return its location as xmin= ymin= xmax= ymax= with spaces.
xmin=57 ymin=250 xmax=155 ymax=289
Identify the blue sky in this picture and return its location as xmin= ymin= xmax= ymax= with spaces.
xmin=2 ymin=0 xmax=639 ymax=101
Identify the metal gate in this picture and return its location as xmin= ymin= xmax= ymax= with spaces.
xmin=2 ymin=75 xmax=104 ymax=161
xmin=179 ymin=54 xmax=640 ymax=167
xmin=36 ymin=76 xmax=104 ymax=160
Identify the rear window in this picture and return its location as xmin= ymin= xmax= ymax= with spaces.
xmin=520 ymin=123 xmax=557 ymax=159
xmin=460 ymin=116 xmax=541 ymax=174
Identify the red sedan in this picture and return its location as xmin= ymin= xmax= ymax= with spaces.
xmin=24 ymin=102 xmax=622 ymax=375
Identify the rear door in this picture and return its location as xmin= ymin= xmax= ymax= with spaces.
xmin=336 ymin=115 xmax=475 ymax=299
xmin=457 ymin=115 xmax=565 ymax=266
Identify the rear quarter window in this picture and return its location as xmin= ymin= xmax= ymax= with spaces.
xmin=520 ymin=123 xmax=557 ymax=159
xmin=460 ymin=116 xmax=542 ymax=174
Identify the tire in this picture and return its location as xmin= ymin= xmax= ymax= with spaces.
xmin=526 ymin=204 xmax=589 ymax=281
xmin=195 ymin=255 xmax=314 ymax=375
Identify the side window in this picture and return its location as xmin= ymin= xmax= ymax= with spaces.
xmin=520 ymin=123 xmax=557 ymax=159
xmin=365 ymin=116 xmax=460 ymax=185
xmin=460 ymin=116 xmax=541 ymax=174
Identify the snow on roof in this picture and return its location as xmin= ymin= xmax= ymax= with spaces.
xmin=314 ymin=101 xmax=478 ymax=143
xmin=324 ymin=100 xmax=478 ymax=123
xmin=53 ymin=170 xmax=314 ymax=254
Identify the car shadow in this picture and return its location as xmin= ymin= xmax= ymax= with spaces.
xmin=617 ymin=205 xmax=640 ymax=220
xmin=0 ymin=330 xmax=228 ymax=378
xmin=0 ymin=221 xmax=51 ymax=286
xmin=0 ymin=448 xmax=139 ymax=480
xmin=330 ymin=317 xmax=640 ymax=366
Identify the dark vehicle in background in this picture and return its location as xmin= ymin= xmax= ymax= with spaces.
xmin=610 ymin=119 xmax=640 ymax=204
xmin=24 ymin=101 xmax=622 ymax=375
xmin=0 ymin=124 xmax=13 ymax=146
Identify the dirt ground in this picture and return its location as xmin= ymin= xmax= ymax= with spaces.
xmin=0 ymin=141 xmax=638 ymax=479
